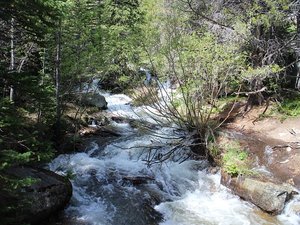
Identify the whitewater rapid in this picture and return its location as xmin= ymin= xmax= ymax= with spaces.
xmin=48 ymin=91 xmax=300 ymax=225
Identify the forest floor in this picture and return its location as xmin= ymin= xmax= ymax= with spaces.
xmin=224 ymin=105 xmax=300 ymax=189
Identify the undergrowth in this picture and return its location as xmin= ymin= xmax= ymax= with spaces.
xmin=277 ymin=96 xmax=300 ymax=117
xmin=222 ymin=141 xmax=255 ymax=177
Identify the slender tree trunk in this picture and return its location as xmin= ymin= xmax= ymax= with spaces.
xmin=296 ymin=9 xmax=300 ymax=90
xmin=55 ymin=20 xmax=62 ymax=134
xmin=37 ymin=48 xmax=47 ymax=124
xmin=17 ymin=43 xmax=34 ymax=73
xmin=9 ymin=18 xmax=15 ymax=101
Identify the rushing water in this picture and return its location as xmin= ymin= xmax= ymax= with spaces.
xmin=49 ymin=91 xmax=300 ymax=225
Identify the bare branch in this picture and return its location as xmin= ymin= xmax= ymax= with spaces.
xmin=234 ymin=87 xmax=267 ymax=96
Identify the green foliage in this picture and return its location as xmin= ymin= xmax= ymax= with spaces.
xmin=222 ymin=141 xmax=254 ymax=176
xmin=175 ymin=32 xmax=245 ymax=100
xmin=247 ymin=0 xmax=290 ymax=28
xmin=45 ymin=0 xmax=145 ymax=96
xmin=139 ymin=0 xmax=247 ymax=132
xmin=277 ymin=96 xmax=300 ymax=117
xmin=1 ymin=151 xmax=33 ymax=170
xmin=118 ymin=75 xmax=131 ymax=84
xmin=207 ymin=143 xmax=220 ymax=158
xmin=5 ymin=71 xmax=56 ymax=122
xmin=0 ymin=93 xmax=55 ymax=173
xmin=1 ymin=174 xmax=39 ymax=190
xmin=99 ymin=0 xmax=143 ymax=87
xmin=241 ymin=64 xmax=282 ymax=81
xmin=0 ymin=0 xmax=64 ymax=41
xmin=0 ymin=99 xmax=22 ymax=128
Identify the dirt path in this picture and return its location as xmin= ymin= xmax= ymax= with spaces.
xmin=228 ymin=107 xmax=300 ymax=143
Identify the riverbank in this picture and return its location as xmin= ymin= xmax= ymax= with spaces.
xmin=223 ymin=105 xmax=300 ymax=189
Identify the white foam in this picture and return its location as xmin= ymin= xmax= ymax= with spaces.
xmin=278 ymin=195 xmax=300 ymax=225
xmin=67 ymin=186 xmax=114 ymax=225
xmin=50 ymin=141 xmax=300 ymax=225
xmin=156 ymin=171 xmax=289 ymax=225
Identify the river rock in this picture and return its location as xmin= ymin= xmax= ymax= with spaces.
xmin=221 ymin=171 xmax=298 ymax=215
xmin=1 ymin=166 xmax=72 ymax=225
xmin=80 ymin=93 xmax=108 ymax=110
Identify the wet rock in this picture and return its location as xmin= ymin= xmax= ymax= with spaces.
xmin=129 ymin=119 xmax=158 ymax=130
xmin=80 ymin=93 xmax=108 ymax=110
xmin=122 ymin=176 xmax=155 ymax=185
xmin=79 ymin=126 xmax=121 ymax=137
xmin=111 ymin=116 xmax=130 ymax=123
xmin=87 ymin=116 xmax=110 ymax=126
xmin=1 ymin=166 xmax=72 ymax=225
xmin=221 ymin=171 xmax=298 ymax=215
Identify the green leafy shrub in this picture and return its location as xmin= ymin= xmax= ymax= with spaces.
xmin=222 ymin=141 xmax=254 ymax=176
xmin=277 ymin=97 xmax=300 ymax=117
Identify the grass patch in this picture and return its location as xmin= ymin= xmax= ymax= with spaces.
xmin=222 ymin=141 xmax=255 ymax=177
xmin=277 ymin=97 xmax=300 ymax=117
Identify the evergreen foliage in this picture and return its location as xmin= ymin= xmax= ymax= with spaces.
xmin=0 ymin=1 xmax=62 ymax=217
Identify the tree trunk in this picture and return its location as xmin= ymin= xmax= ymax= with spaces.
xmin=17 ymin=43 xmax=34 ymax=73
xmin=55 ymin=20 xmax=62 ymax=134
xmin=9 ymin=18 xmax=15 ymax=102
xmin=37 ymin=48 xmax=47 ymax=124
xmin=296 ymin=9 xmax=300 ymax=90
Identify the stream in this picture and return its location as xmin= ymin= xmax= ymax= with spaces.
xmin=48 ymin=90 xmax=300 ymax=225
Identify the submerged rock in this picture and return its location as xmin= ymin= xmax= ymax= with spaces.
xmin=122 ymin=176 xmax=155 ymax=185
xmin=221 ymin=171 xmax=298 ymax=215
xmin=1 ymin=166 xmax=72 ymax=225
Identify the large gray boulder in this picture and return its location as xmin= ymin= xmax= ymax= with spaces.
xmin=221 ymin=171 xmax=298 ymax=215
xmin=80 ymin=93 xmax=108 ymax=110
xmin=1 ymin=166 xmax=72 ymax=225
